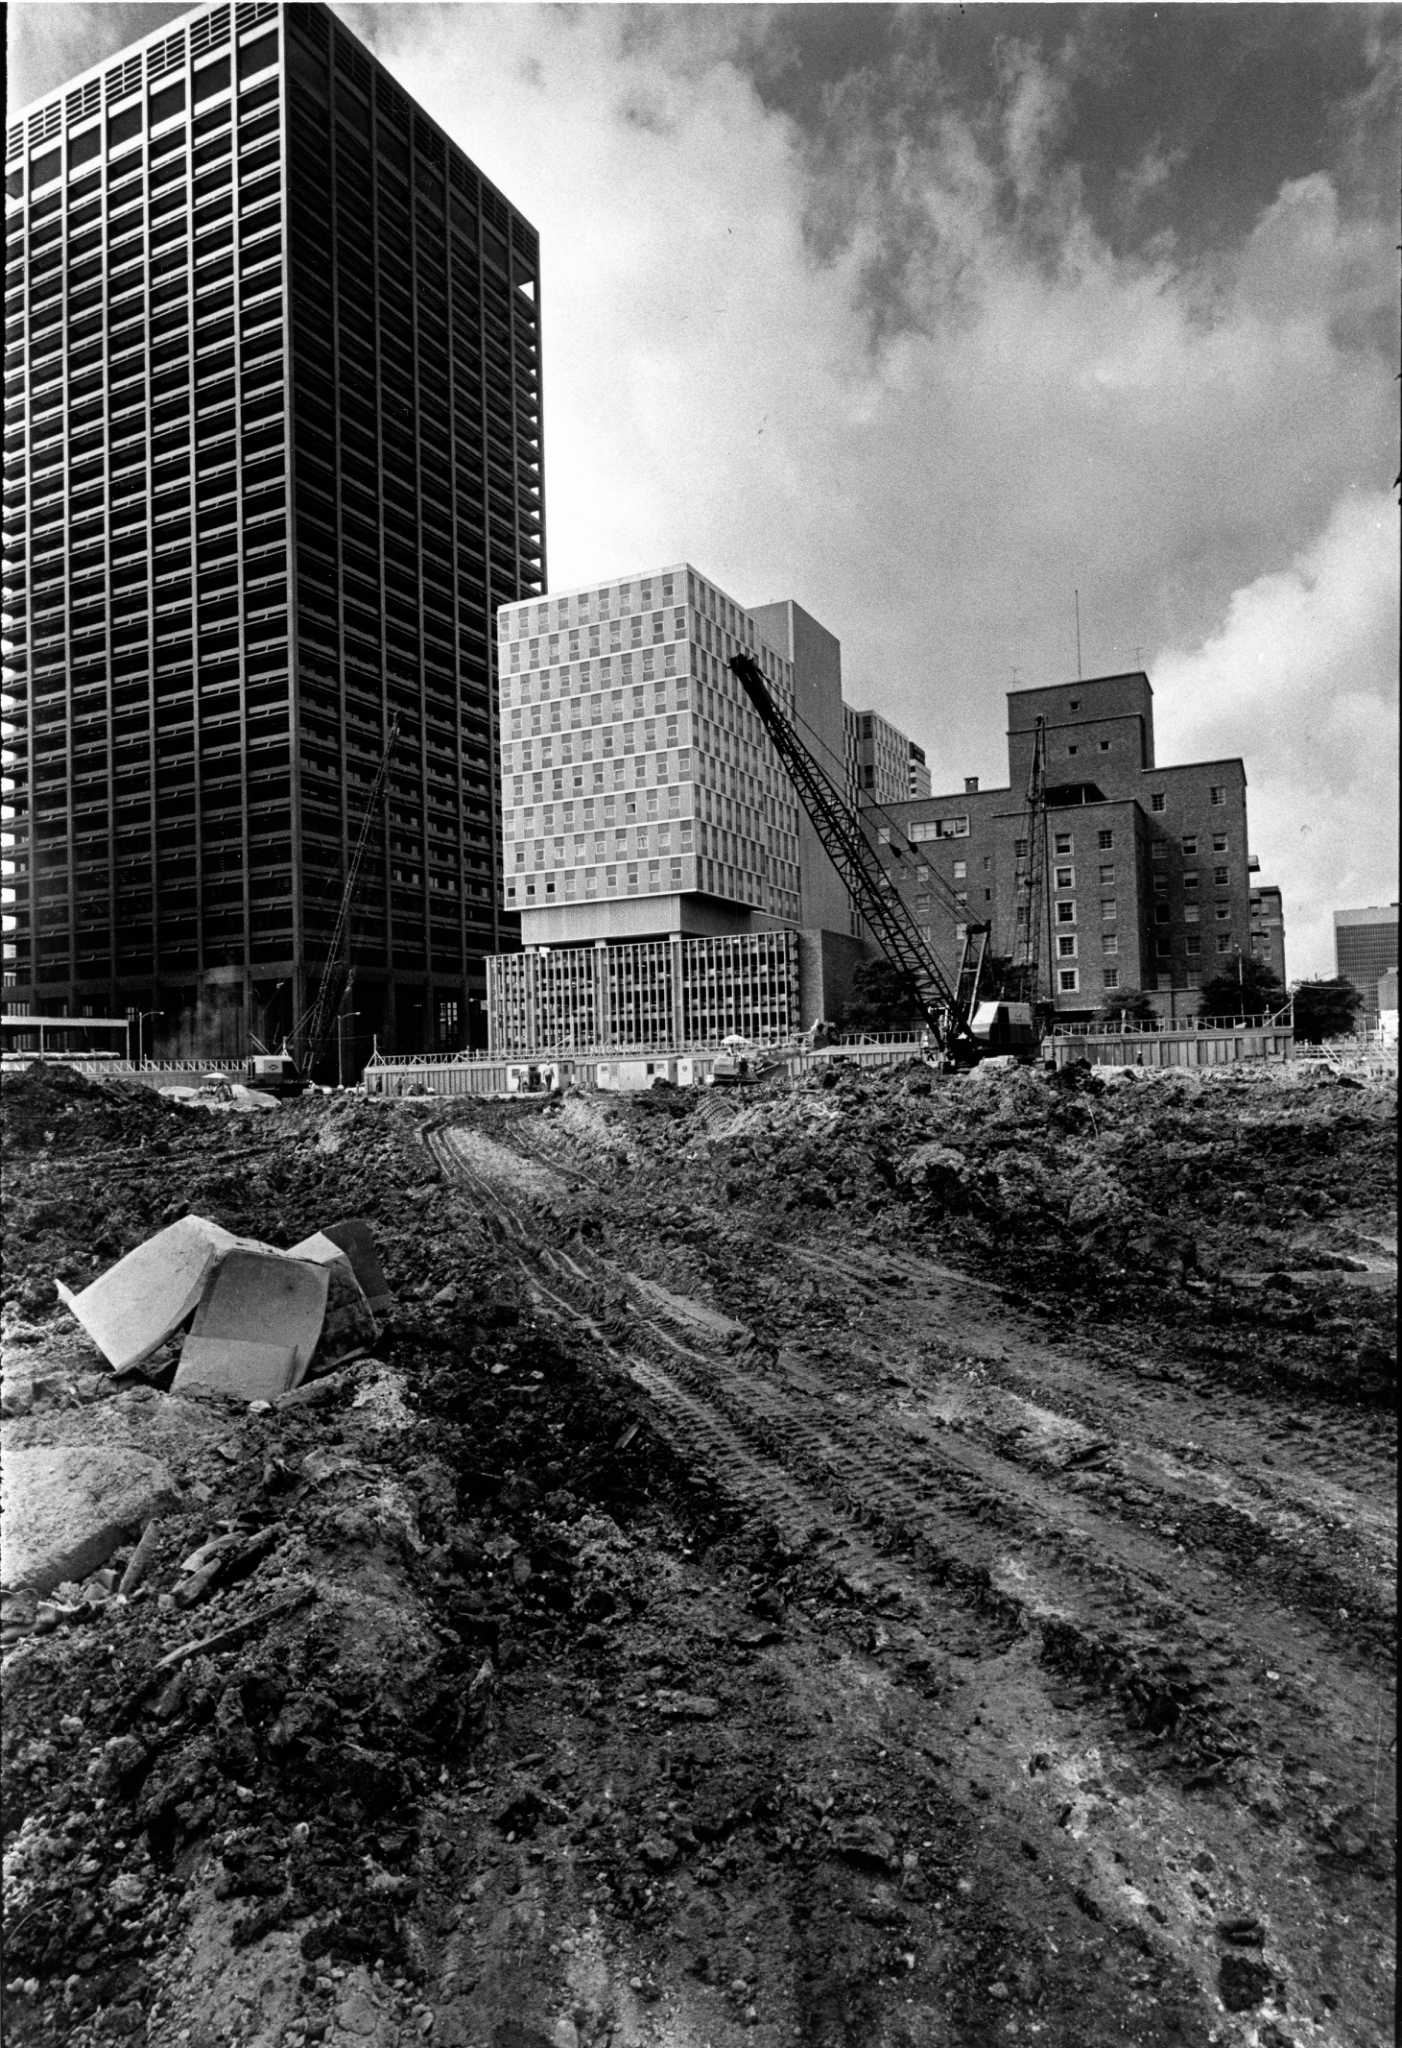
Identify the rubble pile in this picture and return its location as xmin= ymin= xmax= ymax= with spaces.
xmin=2 ymin=1062 xmax=1395 ymax=2048
xmin=575 ymin=1061 xmax=1397 ymax=1405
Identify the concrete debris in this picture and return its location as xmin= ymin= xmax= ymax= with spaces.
xmin=321 ymin=1217 xmax=395 ymax=1320
xmin=286 ymin=1230 xmax=380 ymax=1359
xmin=54 ymin=1214 xmax=390 ymax=1403
xmin=0 ymin=1444 xmax=179 ymax=1595
xmin=54 ymin=1216 xmax=248 ymax=1374
xmin=177 ymin=1249 xmax=329 ymax=1395
xmin=171 ymin=1336 xmax=302 ymax=1403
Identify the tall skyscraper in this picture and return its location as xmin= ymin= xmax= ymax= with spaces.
xmin=3 ymin=0 xmax=543 ymax=1064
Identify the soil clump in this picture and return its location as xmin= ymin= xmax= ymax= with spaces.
xmin=2 ymin=1059 xmax=1394 ymax=2048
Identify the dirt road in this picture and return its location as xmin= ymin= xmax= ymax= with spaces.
xmin=2 ymin=1061 xmax=1394 ymax=2048
xmin=419 ymin=1081 xmax=1395 ymax=2047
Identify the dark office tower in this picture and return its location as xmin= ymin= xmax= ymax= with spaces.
xmin=3 ymin=0 xmax=544 ymax=1065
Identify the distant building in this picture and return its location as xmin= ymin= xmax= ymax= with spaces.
xmin=1250 ymin=885 xmax=1286 ymax=986
xmin=489 ymin=564 xmax=867 ymax=1051
xmin=876 ymin=670 xmax=1274 ymax=1021
xmin=847 ymin=707 xmax=917 ymax=808
xmin=1333 ymin=904 xmax=1399 ymax=1032
xmin=906 ymin=741 xmax=932 ymax=801
xmin=4 ymin=0 xmax=542 ymax=1061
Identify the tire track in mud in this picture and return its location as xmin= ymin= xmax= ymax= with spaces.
xmin=424 ymin=1121 xmax=1268 ymax=1775
xmin=776 ymin=1233 xmax=1396 ymax=1790
xmin=424 ymin=1111 xmax=1398 ymax=2045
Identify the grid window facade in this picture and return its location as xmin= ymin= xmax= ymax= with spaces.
xmin=496 ymin=566 xmax=801 ymax=923
xmin=4 ymin=0 xmax=542 ymax=1057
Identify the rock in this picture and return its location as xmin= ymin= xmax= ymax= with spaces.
xmin=1 ymin=1446 xmax=179 ymax=1596
xmin=653 ymin=1691 xmax=721 ymax=1721
xmin=335 ymin=1986 xmax=383 ymax=2035
xmin=1217 ymin=1916 xmax=1265 ymax=1947
xmin=1217 ymin=1952 xmax=1272 ymax=2012
xmin=637 ymin=1833 xmax=679 ymax=1871
xmin=829 ymin=1814 xmax=897 ymax=1873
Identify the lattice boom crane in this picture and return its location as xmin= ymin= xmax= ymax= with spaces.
xmin=727 ymin=652 xmax=977 ymax=1057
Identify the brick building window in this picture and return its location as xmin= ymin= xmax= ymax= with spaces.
xmin=1182 ymin=835 xmax=1197 ymax=855
xmin=1209 ymin=786 xmax=1225 ymax=805
xmin=1056 ymin=901 xmax=1076 ymax=924
xmin=1058 ymin=968 xmax=1079 ymax=992
xmin=1103 ymin=967 xmax=1119 ymax=988
xmin=1057 ymin=935 xmax=1076 ymax=958
xmin=1150 ymin=792 xmax=1165 ymax=812
xmin=1097 ymin=829 xmax=1113 ymax=849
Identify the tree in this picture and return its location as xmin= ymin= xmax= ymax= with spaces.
xmin=1100 ymin=987 xmax=1158 ymax=1026
xmin=1196 ymin=955 xmax=1286 ymax=1022
xmin=840 ymin=958 xmax=926 ymax=1031
xmin=1291 ymin=977 xmax=1363 ymax=1044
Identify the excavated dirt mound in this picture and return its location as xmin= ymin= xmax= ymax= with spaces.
xmin=2 ymin=1062 xmax=1395 ymax=2048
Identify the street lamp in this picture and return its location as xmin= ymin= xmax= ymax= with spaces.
xmin=134 ymin=1011 xmax=162 ymax=1067
xmin=336 ymin=1011 xmax=361 ymax=1090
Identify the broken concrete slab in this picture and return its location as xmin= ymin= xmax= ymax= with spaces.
xmin=286 ymin=1232 xmax=379 ymax=1362
xmin=55 ymin=1216 xmax=246 ymax=1374
xmin=181 ymin=1250 xmax=329 ymax=1387
xmin=321 ymin=1219 xmax=394 ymax=1320
xmin=1 ymin=1445 xmax=179 ymax=1594
xmin=171 ymin=1337 xmax=301 ymax=1403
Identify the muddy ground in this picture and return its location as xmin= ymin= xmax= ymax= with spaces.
xmin=1 ymin=1057 xmax=1395 ymax=2048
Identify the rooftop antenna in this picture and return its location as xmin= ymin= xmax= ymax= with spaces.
xmin=1074 ymin=589 xmax=1082 ymax=678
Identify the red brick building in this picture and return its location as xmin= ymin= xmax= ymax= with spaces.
xmin=877 ymin=671 xmax=1274 ymax=1021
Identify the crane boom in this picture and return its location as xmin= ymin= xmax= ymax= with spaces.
xmin=1008 ymin=715 xmax=1048 ymax=1006
xmin=727 ymin=653 xmax=972 ymax=1053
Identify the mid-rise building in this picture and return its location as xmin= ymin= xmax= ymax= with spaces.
xmin=489 ymin=565 xmax=868 ymax=1050
xmin=848 ymin=706 xmax=915 ymax=809
xmin=1249 ymin=885 xmax=1286 ymax=985
xmin=876 ymin=670 xmax=1274 ymax=1020
xmin=1333 ymin=904 xmax=1399 ymax=1030
xmin=4 ymin=0 xmax=542 ymax=1065
xmin=906 ymin=741 xmax=932 ymax=801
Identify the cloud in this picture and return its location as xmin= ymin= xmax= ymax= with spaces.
xmin=1152 ymin=492 xmax=1399 ymax=978
xmin=10 ymin=4 xmax=1392 ymax=991
xmin=354 ymin=5 xmax=1394 ymax=986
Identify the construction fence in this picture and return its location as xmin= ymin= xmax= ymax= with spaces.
xmin=1047 ymin=1018 xmax=1295 ymax=1069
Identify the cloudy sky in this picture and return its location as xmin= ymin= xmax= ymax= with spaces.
xmin=11 ymin=3 xmax=1399 ymax=976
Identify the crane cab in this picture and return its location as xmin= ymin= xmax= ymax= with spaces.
xmin=969 ymin=1000 xmax=1039 ymax=1057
